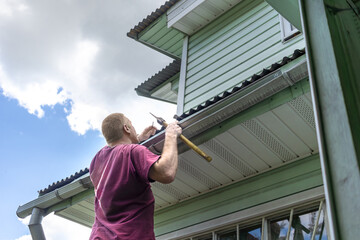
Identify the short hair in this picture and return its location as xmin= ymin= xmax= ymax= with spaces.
xmin=101 ymin=113 xmax=126 ymax=144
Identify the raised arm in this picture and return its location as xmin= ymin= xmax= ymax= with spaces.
xmin=149 ymin=122 xmax=182 ymax=184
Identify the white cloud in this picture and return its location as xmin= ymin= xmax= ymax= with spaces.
xmin=66 ymin=101 xmax=109 ymax=135
xmin=57 ymin=40 xmax=99 ymax=88
xmin=0 ymin=0 xmax=28 ymax=18
xmin=0 ymin=0 xmax=176 ymax=135
xmin=15 ymin=235 xmax=32 ymax=240
xmin=17 ymin=213 xmax=91 ymax=240
xmin=0 ymin=64 xmax=67 ymax=117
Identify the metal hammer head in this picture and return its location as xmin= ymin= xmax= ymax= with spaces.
xmin=149 ymin=112 xmax=166 ymax=126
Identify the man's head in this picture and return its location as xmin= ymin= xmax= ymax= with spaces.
xmin=101 ymin=113 xmax=138 ymax=145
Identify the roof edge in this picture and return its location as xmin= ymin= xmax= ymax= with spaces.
xmin=16 ymin=174 xmax=92 ymax=219
xmin=127 ymin=0 xmax=180 ymax=40
xmin=135 ymin=59 xmax=181 ymax=97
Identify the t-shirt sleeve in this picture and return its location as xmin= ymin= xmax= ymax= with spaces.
xmin=131 ymin=145 xmax=160 ymax=183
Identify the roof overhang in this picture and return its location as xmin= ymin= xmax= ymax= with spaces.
xmin=16 ymin=173 xmax=92 ymax=219
xmin=167 ymin=0 xmax=244 ymax=35
xmin=265 ymin=0 xmax=302 ymax=31
xmin=135 ymin=59 xmax=181 ymax=104
xmin=144 ymin=55 xmax=309 ymax=154
xmin=127 ymin=1 xmax=184 ymax=59
xmin=17 ymin=55 xmax=316 ymax=229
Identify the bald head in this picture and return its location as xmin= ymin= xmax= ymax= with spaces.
xmin=101 ymin=113 xmax=126 ymax=145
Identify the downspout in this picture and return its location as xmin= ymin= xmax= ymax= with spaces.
xmin=28 ymin=208 xmax=46 ymax=240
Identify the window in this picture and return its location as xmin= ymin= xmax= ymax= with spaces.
xmin=239 ymin=224 xmax=262 ymax=240
xmin=279 ymin=16 xmax=300 ymax=42
xmin=217 ymin=229 xmax=237 ymax=240
xmin=175 ymin=201 xmax=328 ymax=240
xmin=269 ymin=206 xmax=328 ymax=240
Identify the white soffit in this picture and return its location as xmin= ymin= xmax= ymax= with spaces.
xmin=151 ymin=82 xmax=178 ymax=103
xmin=56 ymin=196 xmax=95 ymax=228
xmin=168 ymin=0 xmax=243 ymax=35
xmin=151 ymin=91 xmax=318 ymax=209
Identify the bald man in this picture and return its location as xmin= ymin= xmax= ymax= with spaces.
xmin=89 ymin=113 xmax=182 ymax=240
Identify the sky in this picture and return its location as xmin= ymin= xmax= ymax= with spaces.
xmin=0 ymin=0 xmax=177 ymax=239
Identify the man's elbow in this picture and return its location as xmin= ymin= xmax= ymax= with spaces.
xmin=159 ymin=172 xmax=176 ymax=184
xmin=149 ymin=165 xmax=177 ymax=184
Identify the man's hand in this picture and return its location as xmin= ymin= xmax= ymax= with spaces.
xmin=149 ymin=121 xmax=182 ymax=184
xmin=138 ymin=125 xmax=157 ymax=142
xmin=165 ymin=122 xmax=182 ymax=138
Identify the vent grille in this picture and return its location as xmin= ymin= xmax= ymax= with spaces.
xmin=289 ymin=97 xmax=316 ymax=129
xmin=204 ymin=139 xmax=255 ymax=176
xmin=152 ymin=182 xmax=188 ymax=200
xmin=242 ymin=120 xmax=296 ymax=161
xmin=179 ymin=159 xmax=218 ymax=189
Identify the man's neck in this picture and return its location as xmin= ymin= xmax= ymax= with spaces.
xmin=108 ymin=137 xmax=133 ymax=147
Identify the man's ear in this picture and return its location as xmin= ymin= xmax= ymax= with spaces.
xmin=123 ymin=124 xmax=131 ymax=134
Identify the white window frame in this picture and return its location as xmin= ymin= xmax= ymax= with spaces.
xmin=279 ymin=15 xmax=300 ymax=42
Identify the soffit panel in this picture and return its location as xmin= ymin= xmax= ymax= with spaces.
xmin=151 ymin=82 xmax=178 ymax=103
xmin=138 ymin=15 xmax=185 ymax=58
xmin=135 ymin=59 xmax=180 ymax=103
xmin=151 ymin=92 xmax=318 ymax=209
xmin=168 ymin=0 xmax=244 ymax=35
xmin=56 ymin=197 xmax=95 ymax=228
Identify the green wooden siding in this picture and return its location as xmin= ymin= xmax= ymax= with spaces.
xmin=138 ymin=14 xmax=184 ymax=58
xmin=154 ymin=154 xmax=323 ymax=237
xmin=184 ymin=0 xmax=305 ymax=112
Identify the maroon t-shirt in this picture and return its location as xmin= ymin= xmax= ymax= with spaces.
xmin=89 ymin=144 xmax=160 ymax=240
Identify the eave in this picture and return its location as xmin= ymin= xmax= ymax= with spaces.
xmin=167 ymin=0 xmax=244 ymax=35
xmin=16 ymin=173 xmax=92 ymax=220
xmin=265 ymin=0 xmax=302 ymax=31
xmin=144 ymin=54 xmax=310 ymax=155
xmin=17 ymin=53 xmax=317 ymax=229
xmin=135 ymin=59 xmax=181 ymax=104
xmin=127 ymin=0 xmax=184 ymax=59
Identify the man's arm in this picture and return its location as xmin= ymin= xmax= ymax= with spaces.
xmin=149 ymin=122 xmax=182 ymax=184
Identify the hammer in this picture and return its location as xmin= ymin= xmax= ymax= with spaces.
xmin=150 ymin=113 xmax=212 ymax=162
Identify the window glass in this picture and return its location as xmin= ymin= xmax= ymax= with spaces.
xmin=293 ymin=210 xmax=328 ymax=240
xmin=239 ymin=225 xmax=262 ymax=240
xmin=270 ymin=209 xmax=328 ymax=240
xmin=279 ymin=16 xmax=300 ymax=42
xmin=270 ymin=219 xmax=289 ymax=240
xmin=218 ymin=230 xmax=236 ymax=240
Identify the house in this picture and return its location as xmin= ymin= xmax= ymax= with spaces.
xmin=17 ymin=0 xmax=360 ymax=239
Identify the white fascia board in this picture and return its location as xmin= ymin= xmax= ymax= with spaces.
xmin=16 ymin=174 xmax=93 ymax=219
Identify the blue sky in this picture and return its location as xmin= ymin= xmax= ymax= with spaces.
xmin=0 ymin=0 xmax=176 ymax=239
xmin=0 ymin=92 xmax=104 ymax=239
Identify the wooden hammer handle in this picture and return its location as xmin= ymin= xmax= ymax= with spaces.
xmin=163 ymin=121 xmax=212 ymax=162
xmin=179 ymin=134 xmax=212 ymax=162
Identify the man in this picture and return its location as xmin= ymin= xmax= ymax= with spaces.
xmin=89 ymin=113 xmax=182 ymax=239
